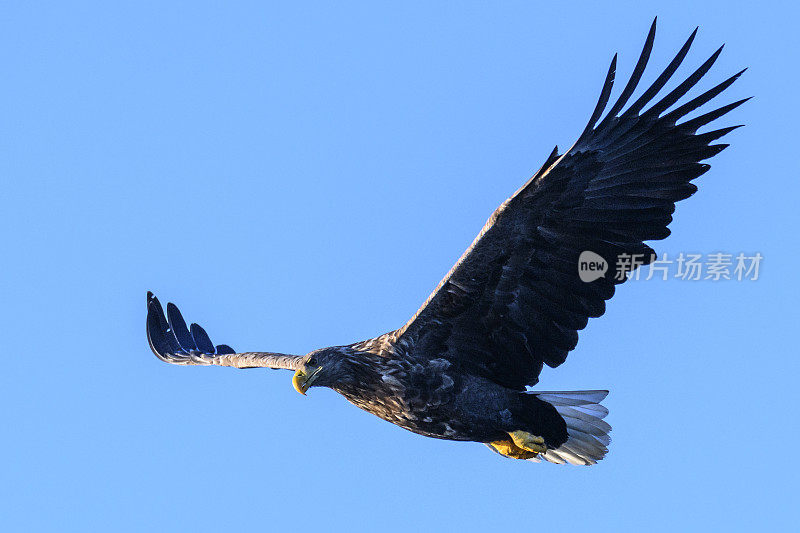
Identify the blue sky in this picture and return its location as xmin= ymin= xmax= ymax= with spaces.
xmin=2 ymin=1 xmax=797 ymax=531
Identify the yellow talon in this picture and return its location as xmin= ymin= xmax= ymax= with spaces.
xmin=509 ymin=430 xmax=547 ymax=454
xmin=488 ymin=438 xmax=540 ymax=459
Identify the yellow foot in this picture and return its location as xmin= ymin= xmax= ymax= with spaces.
xmin=509 ymin=430 xmax=547 ymax=454
xmin=487 ymin=438 xmax=540 ymax=460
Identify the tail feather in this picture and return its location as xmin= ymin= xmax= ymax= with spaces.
xmin=530 ymin=390 xmax=611 ymax=466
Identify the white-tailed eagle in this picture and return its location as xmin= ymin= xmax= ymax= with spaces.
xmin=146 ymin=19 xmax=746 ymax=464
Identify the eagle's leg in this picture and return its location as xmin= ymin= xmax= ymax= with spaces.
xmin=508 ymin=430 xmax=548 ymax=454
xmin=487 ymin=438 xmax=540 ymax=460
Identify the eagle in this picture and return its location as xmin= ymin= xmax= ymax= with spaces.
xmin=146 ymin=19 xmax=746 ymax=465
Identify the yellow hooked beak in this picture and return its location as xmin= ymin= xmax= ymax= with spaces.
xmin=292 ymin=365 xmax=323 ymax=395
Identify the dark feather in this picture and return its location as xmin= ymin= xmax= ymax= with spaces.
xmin=146 ymin=293 xmax=302 ymax=369
xmin=190 ymin=323 xmax=216 ymax=354
xmin=385 ymin=23 xmax=747 ymax=389
xmin=167 ymin=302 xmax=197 ymax=353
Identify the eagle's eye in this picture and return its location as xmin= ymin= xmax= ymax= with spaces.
xmin=307 ymin=356 xmax=318 ymax=366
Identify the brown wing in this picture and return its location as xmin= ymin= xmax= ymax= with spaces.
xmin=389 ymin=20 xmax=748 ymax=390
xmin=146 ymin=292 xmax=303 ymax=370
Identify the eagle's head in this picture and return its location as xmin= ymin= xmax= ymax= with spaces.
xmin=292 ymin=347 xmax=356 ymax=395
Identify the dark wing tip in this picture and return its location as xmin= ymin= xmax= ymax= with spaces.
xmin=645 ymin=44 xmax=726 ymax=118
xmin=215 ymin=344 xmax=236 ymax=355
xmin=166 ymin=302 xmax=198 ymax=352
xmin=680 ymin=97 xmax=751 ymax=132
xmin=190 ymin=323 xmax=216 ymax=354
xmin=580 ymin=53 xmax=617 ymax=139
xmin=598 ymin=18 xmax=658 ymax=128
xmin=621 ymin=25 xmax=699 ymax=119
xmin=146 ymin=293 xmax=185 ymax=362
xmin=664 ymin=67 xmax=748 ymax=124
xmin=146 ymin=294 xmax=228 ymax=364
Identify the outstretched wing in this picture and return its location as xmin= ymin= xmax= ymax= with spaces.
xmin=146 ymin=292 xmax=303 ymax=370
xmin=390 ymin=20 xmax=748 ymax=390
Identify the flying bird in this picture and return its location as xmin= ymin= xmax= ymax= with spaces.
xmin=146 ymin=19 xmax=747 ymax=465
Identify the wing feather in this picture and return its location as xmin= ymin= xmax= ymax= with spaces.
xmin=146 ymin=292 xmax=302 ymax=370
xmin=386 ymin=20 xmax=747 ymax=389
